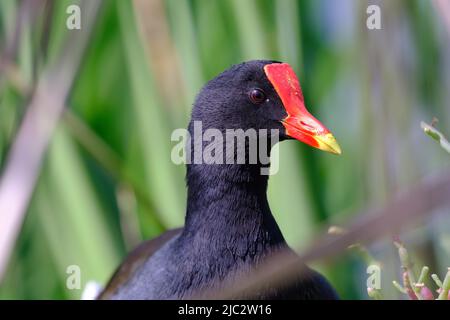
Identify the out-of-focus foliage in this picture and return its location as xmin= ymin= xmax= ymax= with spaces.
xmin=0 ymin=0 xmax=449 ymax=299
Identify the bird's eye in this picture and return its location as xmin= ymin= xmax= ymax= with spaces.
xmin=249 ymin=88 xmax=266 ymax=104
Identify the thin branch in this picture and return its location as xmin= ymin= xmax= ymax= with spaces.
xmin=0 ymin=61 xmax=169 ymax=237
xmin=0 ymin=0 xmax=43 ymax=67
xmin=0 ymin=0 xmax=103 ymax=281
xmin=421 ymin=121 xmax=450 ymax=153
xmin=0 ymin=0 xmax=44 ymax=93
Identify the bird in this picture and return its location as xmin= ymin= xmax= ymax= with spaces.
xmin=99 ymin=60 xmax=341 ymax=300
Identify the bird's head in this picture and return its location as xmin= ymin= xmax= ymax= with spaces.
xmin=191 ymin=60 xmax=341 ymax=155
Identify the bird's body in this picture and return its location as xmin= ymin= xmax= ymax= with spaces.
xmin=100 ymin=60 xmax=340 ymax=300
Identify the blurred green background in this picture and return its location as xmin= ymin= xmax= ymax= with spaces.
xmin=0 ymin=0 xmax=450 ymax=299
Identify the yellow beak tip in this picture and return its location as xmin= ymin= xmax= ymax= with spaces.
xmin=315 ymin=133 xmax=342 ymax=155
xmin=332 ymin=144 xmax=342 ymax=155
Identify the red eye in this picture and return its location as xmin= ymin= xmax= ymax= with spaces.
xmin=249 ymin=88 xmax=266 ymax=104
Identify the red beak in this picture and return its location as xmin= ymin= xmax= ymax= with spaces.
xmin=264 ymin=63 xmax=341 ymax=155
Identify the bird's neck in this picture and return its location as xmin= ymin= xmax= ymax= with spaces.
xmin=182 ymin=160 xmax=286 ymax=256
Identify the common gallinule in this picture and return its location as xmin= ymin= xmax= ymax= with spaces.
xmin=100 ymin=60 xmax=341 ymax=300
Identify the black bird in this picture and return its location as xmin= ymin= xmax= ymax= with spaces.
xmin=100 ymin=60 xmax=341 ymax=300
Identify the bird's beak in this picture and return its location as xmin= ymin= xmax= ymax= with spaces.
xmin=264 ymin=63 xmax=341 ymax=155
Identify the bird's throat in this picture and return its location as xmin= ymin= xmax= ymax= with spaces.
xmin=182 ymin=160 xmax=286 ymax=257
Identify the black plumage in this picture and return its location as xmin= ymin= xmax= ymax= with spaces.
xmin=100 ymin=60 xmax=338 ymax=300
